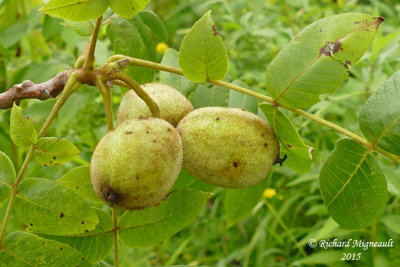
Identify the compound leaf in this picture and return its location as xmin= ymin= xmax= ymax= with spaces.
xmin=319 ymin=139 xmax=387 ymax=229
xmin=39 ymin=0 xmax=108 ymax=21
xmin=34 ymin=137 xmax=80 ymax=166
xmin=266 ymin=13 xmax=383 ymax=109
xmin=359 ymin=70 xmax=400 ymax=155
xmin=41 ymin=209 xmax=113 ymax=263
xmin=14 ymin=178 xmax=99 ymax=235
xmin=179 ymin=11 xmax=228 ymax=82
xmin=0 ymin=231 xmax=91 ymax=266
xmin=109 ymin=0 xmax=150 ymax=19
xmin=0 ymin=151 xmax=15 ymax=203
xmin=119 ymin=189 xmax=211 ymax=247
xmin=10 ymin=103 xmax=37 ymax=148
xmin=57 ymin=165 xmax=101 ymax=203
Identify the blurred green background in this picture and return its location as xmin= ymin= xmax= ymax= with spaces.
xmin=1 ymin=0 xmax=400 ymax=266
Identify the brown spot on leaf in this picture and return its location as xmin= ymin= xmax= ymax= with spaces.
xmin=328 ymin=41 xmax=341 ymax=54
xmin=60 ymin=213 xmax=64 ymax=218
xmin=374 ymin=17 xmax=384 ymax=29
xmin=319 ymin=45 xmax=331 ymax=57
xmin=345 ymin=60 xmax=351 ymax=69
xmin=81 ymin=221 xmax=84 ymax=224
xmin=30 ymin=223 xmax=33 ymax=226
xmin=85 ymin=230 xmax=89 ymax=233
xmin=76 ymin=186 xmax=79 ymax=189
xmin=216 ymin=117 xmax=220 ymax=121
xmin=354 ymin=21 xmax=360 ymax=24
xmin=146 ymin=131 xmax=150 ymax=134
xmin=125 ymin=131 xmax=133 ymax=135
xmin=233 ymin=162 xmax=238 ymax=168
xmin=53 ymin=156 xmax=56 ymax=160
xmin=264 ymin=143 xmax=268 ymax=147
xmin=287 ymin=144 xmax=292 ymax=148
xmin=60 ymin=247 xmax=63 ymax=250
xmin=212 ymin=25 xmax=219 ymax=36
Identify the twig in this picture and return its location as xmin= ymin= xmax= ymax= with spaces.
xmin=0 ymin=71 xmax=70 ymax=109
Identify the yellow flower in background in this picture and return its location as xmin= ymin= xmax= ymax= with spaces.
xmin=263 ymin=188 xmax=276 ymax=199
xmin=156 ymin=42 xmax=169 ymax=54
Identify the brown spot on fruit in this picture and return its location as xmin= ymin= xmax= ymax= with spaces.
xmin=103 ymin=187 xmax=120 ymax=203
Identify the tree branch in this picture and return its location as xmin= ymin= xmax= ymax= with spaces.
xmin=0 ymin=70 xmax=70 ymax=109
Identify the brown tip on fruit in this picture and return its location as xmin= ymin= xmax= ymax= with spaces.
xmin=273 ymin=154 xmax=287 ymax=166
xmin=103 ymin=187 xmax=120 ymax=203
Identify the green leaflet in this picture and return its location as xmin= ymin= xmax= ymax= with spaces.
xmin=179 ymin=11 xmax=228 ymax=82
xmin=118 ymin=189 xmax=211 ymax=247
xmin=107 ymin=15 xmax=156 ymax=84
xmin=57 ymin=165 xmax=101 ymax=203
xmin=109 ymin=0 xmax=150 ymax=19
xmin=0 ymin=231 xmax=90 ymax=266
xmin=15 ymin=178 xmax=99 ymax=235
xmin=160 ymin=48 xmax=197 ymax=96
xmin=359 ymin=70 xmax=400 ymax=155
xmin=259 ymin=103 xmax=312 ymax=173
xmin=228 ymin=80 xmax=258 ymax=113
xmin=188 ymin=84 xmax=229 ymax=109
xmin=34 ymin=137 xmax=80 ymax=166
xmin=0 ymin=151 xmax=15 ymax=203
xmin=10 ymin=103 xmax=37 ymax=148
xmin=225 ymin=178 xmax=267 ymax=228
xmin=319 ymin=139 xmax=387 ymax=229
xmin=266 ymin=13 xmax=383 ymax=109
xmin=138 ymin=10 xmax=168 ymax=41
xmin=39 ymin=0 xmax=108 ymax=21
xmin=41 ymin=209 xmax=113 ymax=263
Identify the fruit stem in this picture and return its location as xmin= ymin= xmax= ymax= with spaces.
xmin=112 ymin=56 xmax=400 ymax=164
xmin=112 ymin=207 xmax=119 ymax=267
xmin=0 ymin=74 xmax=80 ymax=245
xmin=112 ymin=71 xmax=160 ymax=118
xmin=97 ymin=77 xmax=114 ymax=131
xmin=82 ymin=16 xmax=103 ymax=73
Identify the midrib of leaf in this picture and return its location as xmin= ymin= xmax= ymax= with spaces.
xmin=326 ymin=150 xmax=369 ymax=208
xmin=40 ymin=0 xmax=91 ymax=11
xmin=2 ymin=247 xmax=36 ymax=266
xmin=34 ymin=146 xmax=79 ymax=156
xmin=373 ymin=114 xmax=400 ymax=146
xmin=0 ymin=179 xmax=12 ymax=187
xmin=15 ymin=193 xmax=98 ymax=225
xmin=119 ymin=196 xmax=207 ymax=230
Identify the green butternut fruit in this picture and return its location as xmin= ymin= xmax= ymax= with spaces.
xmin=117 ymin=83 xmax=194 ymax=127
xmin=177 ymin=107 xmax=279 ymax=188
xmin=90 ymin=118 xmax=183 ymax=210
